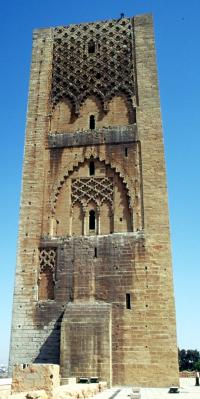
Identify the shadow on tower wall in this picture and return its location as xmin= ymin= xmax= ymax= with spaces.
xmin=34 ymin=313 xmax=63 ymax=364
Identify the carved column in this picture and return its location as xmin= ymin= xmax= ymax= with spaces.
xmin=110 ymin=205 xmax=114 ymax=234
xmin=69 ymin=207 xmax=73 ymax=236
xmin=49 ymin=216 xmax=56 ymax=237
xmin=129 ymin=207 xmax=134 ymax=232
xmin=97 ymin=206 xmax=101 ymax=235
xmin=82 ymin=206 xmax=87 ymax=236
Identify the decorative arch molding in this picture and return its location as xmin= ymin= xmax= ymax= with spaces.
xmin=105 ymin=91 xmax=136 ymax=123
xmin=105 ymin=88 xmax=135 ymax=106
xmin=50 ymin=153 xmax=134 ymax=214
xmin=78 ymin=89 xmax=106 ymax=113
xmin=78 ymin=91 xmax=136 ymax=118
xmin=51 ymin=91 xmax=136 ymax=120
xmin=52 ymin=18 xmax=136 ymax=112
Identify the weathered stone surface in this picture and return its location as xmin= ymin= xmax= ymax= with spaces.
xmin=54 ymin=382 xmax=107 ymax=399
xmin=8 ymin=391 xmax=48 ymax=399
xmin=48 ymin=125 xmax=138 ymax=148
xmin=60 ymin=378 xmax=77 ymax=386
xmin=61 ymin=302 xmax=112 ymax=385
xmin=9 ymin=14 xmax=179 ymax=387
xmin=11 ymin=364 xmax=59 ymax=398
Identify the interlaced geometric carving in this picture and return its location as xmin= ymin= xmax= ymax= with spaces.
xmin=39 ymin=248 xmax=56 ymax=272
xmin=52 ymin=18 xmax=135 ymax=114
xmin=71 ymin=178 xmax=113 ymax=206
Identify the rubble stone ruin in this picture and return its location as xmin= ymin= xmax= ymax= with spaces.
xmin=9 ymin=14 xmax=179 ymax=387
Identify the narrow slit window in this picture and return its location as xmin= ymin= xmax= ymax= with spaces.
xmin=89 ymin=210 xmax=96 ymax=230
xmin=89 ymin=161 xmax=95 ymax=176
xmin=94 ymin=247 xmax=97 ymax=258
xmin=88 ymin=41 xmax=95 ymax=54
xmin=90 ymin=115 xmax=95 ymax=130
xmin=133 ymin=107 xmax=137 ymax=124
xmin=126 ymin=293 xmax=131 ymax=309
xmin=125 ymin=147 xmax=128 ymax=157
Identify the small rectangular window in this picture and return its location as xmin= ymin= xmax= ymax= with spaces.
xmin=133 ymin=107 xmax=137 ymax=124
xmin=126 ymin=293 xmax=131 ymax=309
xmin=89 ymin=210 xmax=96 ymax=230
xmin=89 ymin=161 xmax=95 ymax=176
xmin=125 ymin=147 xmax=128 ymax=157
xmin=90 ymin=115 xmax=95 ymax=130
xmin=88 ymin=41 xmax=95 ymax=54
xmin=94 ymin=247 xmax=97 ymax=258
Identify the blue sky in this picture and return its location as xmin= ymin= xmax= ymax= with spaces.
xmin=0 ymin=0 xmax=199 ymax=365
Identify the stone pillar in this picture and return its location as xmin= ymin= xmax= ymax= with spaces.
xmin=49 ymin=216 xmax=55 ymax=236
xmin=97 ymin=206 xmax=101 ymax=235
xmin=129 ymin=207 xmax=134 ymax=232
xmin=83 ymin=206 xmax=87 ymax=235
xmin=11 ymin=364 xmax=60 ymax=398
xmin=110 ymin=206 xmax=114 ymax=234
xmin=69 ymin=207 xmax=73 ymax=236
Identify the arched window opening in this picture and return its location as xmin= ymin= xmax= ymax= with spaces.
xmin=38 ymin=248 xmax=56 ymax=301
xmin=89 ymin=210 xmax=96 ymax=230
xmin=90 ymin=115 xmax=95 ymax=130
xmin=88 ymin=41 xmax=95 ymax=54
xmin=89 ymin=160 xmax=95 ymax=176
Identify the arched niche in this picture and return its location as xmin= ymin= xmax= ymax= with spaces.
xmin=51 ymin=99 xmax=74 ymax=132
xmin=38 ymin=267 xmax=54 ymax=301
xmin=87 ymin=201 xmax=98 ymax=236
xmin=50 ymin=93 xmax=135 ymax=133
xmin=79 ymin=96 xmax=104 ymax=129
xmin=78 ymin=94 xmax=133 ymax=129
xmin=52 ymin=158 xmax=133 ymax=237
xmin=103 ymin=95 xmax=131 ymax=126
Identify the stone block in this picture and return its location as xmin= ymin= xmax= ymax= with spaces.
xmin=11 ymin=364 xmax=60 ymax=398
xmin=8 ymin=390 xmax=48 ymax=399
xmin=54 ymin=382 xmax=107 ymax=399
xmin=60 ymin=378 xmax=77 ymax=386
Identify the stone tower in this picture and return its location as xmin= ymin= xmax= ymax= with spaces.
xmin=9 ymin=14 xmax=179 ymax=387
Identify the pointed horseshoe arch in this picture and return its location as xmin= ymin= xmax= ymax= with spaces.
xmin=51 ymin=156 xmax=133 ymax=215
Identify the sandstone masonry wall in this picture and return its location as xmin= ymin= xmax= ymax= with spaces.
xmin=9 ymin=14 xmax=179 ymax=387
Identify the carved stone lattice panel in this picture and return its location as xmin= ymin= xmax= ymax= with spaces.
xmin=71 ymin=178 xmax=113 ymax=206
xmin=52 ymin=18 xmax=135 ymax=113
xmin=39 ymin=248 xmax=57 ymax=272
